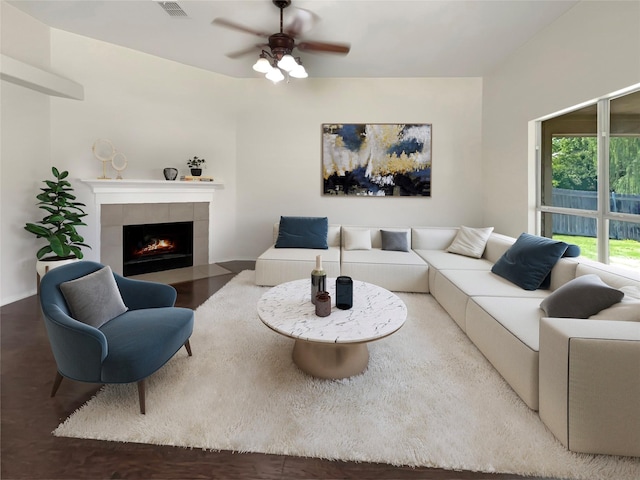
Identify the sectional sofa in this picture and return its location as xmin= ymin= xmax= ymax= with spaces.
xmin=255 ymin=222 xmax=640 ymax=457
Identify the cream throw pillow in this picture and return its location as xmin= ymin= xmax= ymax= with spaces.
xmin=446 ymin=226 xmax=494 ymax=259
xmin=344 ymin=228 xmax=371 ymax=251
xmin=589 ymin=286 xmax=640 ymax=322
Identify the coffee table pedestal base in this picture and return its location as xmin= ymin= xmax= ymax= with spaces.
xmin=292 ymin=340 xmax=369 ymax=379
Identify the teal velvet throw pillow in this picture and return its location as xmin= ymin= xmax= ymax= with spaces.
xmin=491 ymin=233 xmax=569 ymax=290
xmin=275 ymin=216 xmax=329 ymax=249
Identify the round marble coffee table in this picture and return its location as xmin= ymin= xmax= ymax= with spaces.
xmin=257 ymin=278 xmax=407 ymax=379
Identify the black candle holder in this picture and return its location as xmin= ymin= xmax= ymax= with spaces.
xmin=336 ymin=276 xmax=353 ymax=310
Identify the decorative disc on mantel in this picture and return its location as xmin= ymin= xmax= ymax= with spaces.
xmin=92 ymin=139 xmax=115 ymax=180
xmin=111 ymin=152 xmax=128 ymax=180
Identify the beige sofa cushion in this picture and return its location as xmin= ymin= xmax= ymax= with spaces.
xmin=436 ymin=269 xmax=549 ymax=298
xmin=255 ymin=246 xmax=341 ymax=286
xmin=412 ymin=227 xmax=458 ymax=250
xmin=469 ymin=296 xmax=544 ymax=351
xmin=340 ymin=245 xmax=429 ymax=293
xmin=341 ymin=248 xmax=425 ymax=266
xmin=415 ymin=250 xmax=493 ymax=271
xmin=256 ymin=223 xmax=342 ymax=286
xmin=575 ymin=259 xmax=640 ymax=289
xmin=482 ymin=233 xmax=516 ymax=264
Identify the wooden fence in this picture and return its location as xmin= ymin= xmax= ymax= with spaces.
xmin=552 ymin=188 xmax=640 ymax=240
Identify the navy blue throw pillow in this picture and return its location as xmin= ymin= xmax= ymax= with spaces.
xmin=491 ymin=233 xmax=569 ymax=290
xmin=562 ymin=243 xmax=581 ymax=257
xmin=274 ymin=216 xmax=329 ymax=249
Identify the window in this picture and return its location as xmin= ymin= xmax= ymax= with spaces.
xmin=538 ymin=88 xmax=640 ymax=269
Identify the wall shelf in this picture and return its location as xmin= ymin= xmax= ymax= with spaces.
xmin=81 ymin=178 xmax=223 ymax=190
xmin=80 ymin=178 xmax=224 ymax=205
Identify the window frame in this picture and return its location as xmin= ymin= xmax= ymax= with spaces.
xmin=535 ymin=85 xmax=640 ymax=265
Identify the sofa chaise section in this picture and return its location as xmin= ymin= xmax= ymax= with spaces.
xmin=539 ymin=317 xmax=640 ymax=457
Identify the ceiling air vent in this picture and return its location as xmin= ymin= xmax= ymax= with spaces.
xmin=157 ymin=2 xmax=188 ymax=17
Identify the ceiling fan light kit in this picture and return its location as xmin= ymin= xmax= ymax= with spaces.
xmin=214 ymin=0 xmax=349 ymax=84
xmin=277 ymin=54 xmax=298 ymax=72
xmin=252 ymin=49 xmax=307 ymax=83
xmin=252 ymin=55 xmax=272 ymax=73
xmin=265 ymin=66 xmax=285 ymax=83
xmin=289 ymin=63 xmax=308 ymax=79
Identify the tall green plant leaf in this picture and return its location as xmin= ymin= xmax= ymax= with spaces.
xmin=24 ymin=167 xmax=91 ymax=259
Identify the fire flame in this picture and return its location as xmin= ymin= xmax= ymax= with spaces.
xmin=133 ymin=238 xmax=176 ymax=257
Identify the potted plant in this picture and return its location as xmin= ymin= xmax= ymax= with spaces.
xmin=25 ymin=167 xmax=91 ymax=279
xmin=187 ymin=156 xmax=206 ymax=176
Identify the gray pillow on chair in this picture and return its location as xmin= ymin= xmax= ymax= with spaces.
xmin=60 ymin=266 xmax=128 ymax=328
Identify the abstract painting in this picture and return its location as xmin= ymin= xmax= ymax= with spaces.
xmin=322 ymin=123 xmax=432 ymax=196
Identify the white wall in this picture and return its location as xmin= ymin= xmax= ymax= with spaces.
xmin=1 ymin=11 xmax=241 ymax=304
xmin=235 ymin=77 xmax=483 ymax=258
xmin=0 ymin=3 xmax=52 ymax=305
xmin=48 ymin=30 xmax=239 ymax=269
xmin=7 ymin=0 xmax=631 ymax=304
xmin=482 ymin=0 xmax=640 ymax=237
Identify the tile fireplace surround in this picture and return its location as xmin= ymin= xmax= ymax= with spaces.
xmin=81 ymin=180 xmax=221 ymax=276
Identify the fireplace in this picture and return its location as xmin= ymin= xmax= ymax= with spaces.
xmin=123 ymin=221 xmax=193 ymax=276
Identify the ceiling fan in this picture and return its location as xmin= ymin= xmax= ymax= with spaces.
xmin=212 ymin=0 xmax=350 ymax=81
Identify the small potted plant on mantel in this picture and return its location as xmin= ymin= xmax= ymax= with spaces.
xmin=24 ymin=167 xmax=91 ymax=282
xmin=187 ymin=156 xmax=206 ymax=176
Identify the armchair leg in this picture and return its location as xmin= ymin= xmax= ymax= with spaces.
xmin=184 ymin=339 xmax=192 ymax=357
xmin=137 ymin=380 xmax=146 ymax=414
xmin=51 ymin=372 xmax=64 ymax=398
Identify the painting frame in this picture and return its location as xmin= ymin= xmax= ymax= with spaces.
xmin=322 ymin=123 xmax=432 ymax=197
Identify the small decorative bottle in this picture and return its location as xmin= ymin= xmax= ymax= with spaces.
xmin=311 ymin=255 xmax=326 ymax=305
xmin=315 ymin=291 xmax=331 ymax=317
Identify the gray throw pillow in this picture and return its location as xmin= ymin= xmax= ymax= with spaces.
xmin=540 ymin=274 xmax=624 ymax=318
xmin=381 ymin=230 xmax=409 ymax=252
xmin=60 ymin=266 xmax=128 ymax=328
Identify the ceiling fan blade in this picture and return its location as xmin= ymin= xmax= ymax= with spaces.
xmin=226 ymin=44 xmax=267 ymax=59
xmin=284 ymin=8 xmax=320 ymax=37
xmin=297 ymin=41 xmax=350 ymax=55
xmin=211 ymin=18 xmax=270 ymax=38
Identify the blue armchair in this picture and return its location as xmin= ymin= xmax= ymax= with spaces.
xmin=39 ymin=261 xmax=194 ymax=414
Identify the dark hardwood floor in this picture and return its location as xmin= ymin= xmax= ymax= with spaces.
xmin=1 ymin=261 xmax=552 ymax=480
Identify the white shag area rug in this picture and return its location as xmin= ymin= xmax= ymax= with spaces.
xmin=54 ymin=270 xmax=640 ymax=480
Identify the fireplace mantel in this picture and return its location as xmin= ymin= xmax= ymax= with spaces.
xmin=80 ymin=179 xmax=223 ymax=205
xmin=81 ymin=179 xmax=222 ymax=272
